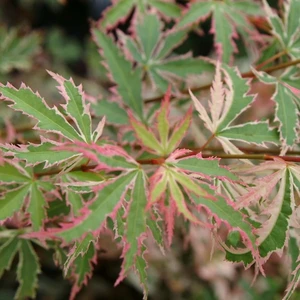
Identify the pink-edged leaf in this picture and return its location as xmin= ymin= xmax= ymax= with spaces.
xmin=283 ymin=256 xmax=300 ymax=300
xmin=54 ymin=171 xmax=137 ymax=242
xmin=28 ymin=182 xmax=47 ymax=231
xmin=16 ymin=240 xmax=41 ymax=299
xmin=92 ymin=29 xmax=144 ymax=120
xmin=64 ymin=232 xmax=95 ymax=274
xmin=171 ymin=155 xmax=238 ymax=181
xmin=191 ymin=190 xmax=258 ymax=268
xmin=68 ymin=237 xmax=97 ymax=300
xmin=177 ymin=2 xmax=212 ymax=28
xmin=0 ymin=184 xmax=31 ymax=221
xmin=217 ymin=64 xmax=254 ymax=130
xmin=0 ymin=236 xmax=20 ymax=277
xmin=130 ymin=113 xmax=164 ymax=155
xmin=178 ymin=1 xmax=262 ymax=63
xmin=212 ymin=4 xmax=237 ymax=64
xmin=92 ymin=116 xmax=105 ymax=143
xmin=167 ymin=106 xmax=192 ymax=153
xmin=191 ymin=62 xmax=254 ymax=133
xmin=99 ymin=0 xmax=135 ymax=30
xmin=156 ymin=87 xmax=170 ymax=150
xmin=252 ymin=68 xmax=299 ymax=154
xmin=257 ymin=169 xmax=293 ymax=259
xmin=117 ymin=170 xmax=147 ymax=284
xmin=13 ymin=139 xmax=81 ymax=168
xmin=0 ymin=162 xmax=30 ymax=184
xmin=149 ymin=167 xmax=168 ymax=205
xmin=284 ymin=235 xmax=300 ymax=300
xmin=168 ymin=172 xmax=200 ymax=224
xmin=55 ymin=142 xmax=138 ymax=171
xmin=209 ymin=61 xmax=225 ymax=129
xmin=0 ymin=84 xmax=83 ymax=142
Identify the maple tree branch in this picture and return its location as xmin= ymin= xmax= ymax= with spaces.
xmin=34 ymin=151 xmax=300 ymax=178
xmin=198 ymin=134 xmax=215 ymax=152
xmin=144 ymin=58 xmax=300 ymax=104
xmin=255 ymin=50 xmax=288 ymax=70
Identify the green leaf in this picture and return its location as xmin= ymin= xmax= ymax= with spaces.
xmin=63 ymin=80 xmax=92 ymax=143
xmin=0 ymin=163 xmax=30 ymax=183
xmin=0 ymin=236 xmax=20 ymax=277
xmin=123 ymin=170 xmax=147 ymax=274
xmin=191 ymin=192 xmax=257 ymax=258
xmin=69 ymin=238 xmax=96 ymax=296
xmin=218 ymin=64 xmax=254 ymax=130
xmin=284 ymin=236 xmax=300 ymax=300
xmin=16 ymin=240 xmax=40 ymax=299
xmin=135 ymin=250 xmax=148 ymax=297
xmin=213 ymin=4 xmax=235 ymax=64
xmin=64 ymin=233 xmax=95 ymax=273
xmin=264 ymin=0 xmax=286 ymax=44
xmin=0 ymin=86 xmax=83 ymax=141
xmin=65 ymin=190 xmax=83 ymax=216
xmin=233 ymin=1 xmax=263 ymax=15
xmin=167 ymin=109 xmax=192 ymax=153
xmin=218 ymin=122 xmax=279 ymax=145
xmin=67 ymin=171 xmax=104 ymax=182
xmin=170 ymin=169 xmax=209 ymax=197
xmin=286 ymin=0 xmax=300 ymax=40
xmin=177 ymin=2 xmax=212 ymax=28
xmin=92 ymin=29 xmax=143 ymax=120
xmin=149 ymin=171 xmax=168 ymax=204
xmin=130 ymin=115 xmax=164 ymax=154
xmin=289 ymin=236 xmax=300 ymax=271
xmin=258 ymin=170 xmax=293 ymax=257
xmin=100 ymin=0 xmax=135 ymax=29
xmin=273 ymin=84 xmax=298 ymax=149
xmin=156 ymin=57 xmax=213 ymax=78
xmin=92 ymin=99 xmax=128 ymax=125
xmin=146 ymin=213 xmax=164 ymax=251
xmin=157 ymin=97 xmax=169 ymax=149
xmin=136 ymin=14 xmax=161 ymax=60
xmin=29 ymin=182 xmax=46 ymax=231
xmin=57 ymin=171 xmax=137 ymax=242
xmin=14 ymin=142 xmax=79 ymax=167
xmin=97 ymin=154 xmax=138 ymax=169
xmin=0 ymin=185 xmax=31 ymax=220
xmin=154 ymin=30 xmax=187 ymax=60
xmin=168 ymin=173 xmax=198 ymax=223
xmin=172 ymin=157 xmax=238 ymax=180
xmin=149 ymin=0 xmax=181 ymax=18
xmin=0 ymin=27 xmax=40 ymax=73
xmin=47 ymin=198 xmax=70 ymax=219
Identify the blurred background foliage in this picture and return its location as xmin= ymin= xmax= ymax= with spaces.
xmin=0 ymin=0 xmax=296 ymax=299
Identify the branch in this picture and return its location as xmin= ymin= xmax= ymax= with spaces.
xmin=34 ymin=150 xmax=300 ymax=178
xmin=144 ymin=58 xmax=300 ymax=104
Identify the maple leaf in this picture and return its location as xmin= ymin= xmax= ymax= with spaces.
xmin=263 ymin=0 xmax=300 ymax=60
xmin=177 ymin=0 xmax=264 ymax=63
xmin=0 ymin=72 xmax=104 ymax=144
xmin=0 ymin=237 xmax=41 ymax=299
xmin=147 ymin=149 xmax=258 ymax=261
xmin=119 ymin=13 xmax=213 ymax=93
xmin=190 ymin=62 xmax=279 ymax=156
xmin=130 ymin=88 xmax=192 ymax=156
xmin=100 ymin=0 xmax=182 ymax=30
xmin=222 ymin=158 xmax=296 ymax=266
xmin=252 ymin=68 xmax=300 ymax=154
xmin=0 ymin=26 xmax=40 ymax=73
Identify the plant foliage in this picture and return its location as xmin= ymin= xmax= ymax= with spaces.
xmin=0 ymin=0 xmax=300 ymax=299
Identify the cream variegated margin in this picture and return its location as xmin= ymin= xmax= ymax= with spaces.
xmin=190 ymin=62 xmax=279 ymax=159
